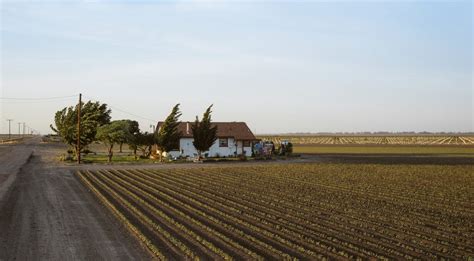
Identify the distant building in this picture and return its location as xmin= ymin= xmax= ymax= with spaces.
xmin=156 ymin=121 xmax=258 ymax=158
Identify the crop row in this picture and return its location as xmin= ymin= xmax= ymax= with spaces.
xmin=259 ymin=135 xmax=474 ymax=145
xmin=149 ymin=167 xmax=471 ymax=259
xmin=78 ymin=163 xmax=473 ymax=259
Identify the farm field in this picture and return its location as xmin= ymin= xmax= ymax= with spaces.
xmin=78 ymin=163 xmax=474 ymax=260
xmin=293 ymin=145 xmax=474 ymax=156
xmin=259 ymin=135 xmax=474 ymax=146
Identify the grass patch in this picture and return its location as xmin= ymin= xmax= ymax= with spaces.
xmin=81 ymin=154 xmax=158 ymax=164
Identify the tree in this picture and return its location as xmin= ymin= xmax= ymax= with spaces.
xmin=129 ymin=132 xmax=154 ymax=159
xmin=155 ymin=104 xmax=182 ymax=161
xmin=191 ymin=104 xmax=218 ymax=159
xmin=51 ymin=101 xmax=111 ymax=157
xmin=118 ymin=120 xmax=139 ymax=153
xmin=96 ymin=120 xmax=133 ymax=163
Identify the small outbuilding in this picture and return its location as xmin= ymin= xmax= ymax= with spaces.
xmin=156 ymin=121 xmax=258 ymax=158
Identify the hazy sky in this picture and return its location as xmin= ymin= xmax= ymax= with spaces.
xmin=1 ymin=0 xmax=472 ymax=134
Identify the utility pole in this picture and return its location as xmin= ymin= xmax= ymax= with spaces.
xmin=18 ymin=122 xmax=21 ymax=136
xmin=23 ymin=122 xmax=26 ymax=135
xmin=6 ymin=119 xmax=13 ymax=140
xmin=77 ymin=93 xmax=82 ymax=164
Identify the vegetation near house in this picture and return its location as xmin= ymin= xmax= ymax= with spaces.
xmin=117 ymin=120 xmax=139 ymax=153
xmin=96 ymin=120 xmax=134 ymax=162
xmin=50 ymin=100 xmax=111 ymax=157
xmin=129 ymin=132 xmax=155 ymax=159
xmin=155 ymin=103 xmax=182 ymax=160
xmin=191 ymin=105 xmax=218 ymax=159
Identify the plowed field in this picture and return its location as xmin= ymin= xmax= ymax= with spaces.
xmin=78 ymin=163 xmax=473 ymax=260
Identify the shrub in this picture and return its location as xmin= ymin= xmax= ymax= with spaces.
xmin=238 ymin=154 xmax=247 ymax=161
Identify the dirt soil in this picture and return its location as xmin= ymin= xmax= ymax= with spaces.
xmin=0 ymin=137 xmax=148 ymax=260
xmin=1 ymin=138 xmax=472 ymax=260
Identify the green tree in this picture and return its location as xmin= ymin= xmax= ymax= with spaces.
xmin=118 ymin=120 xmax=139 ymax=153
xmin=155 ymin=104 xmax=182 ymax=161
xmin=96 ymin=120 xmax=133 ymax=163
xmin=129 ymin=131 xmax=154 ymax=159
xmin=51 ymin=101 xmax=111 ymax=157
xmin=191 ymin=105 xmax=218 ymax=159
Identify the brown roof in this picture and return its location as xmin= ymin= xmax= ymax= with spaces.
xmin=156 ymin=121 xmax=257 ymax=140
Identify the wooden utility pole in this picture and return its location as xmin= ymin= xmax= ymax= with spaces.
xmin=6 ymin=119 xmax=13 ymax=140
xmin=77 ymin=93 xmax=82 ymax=164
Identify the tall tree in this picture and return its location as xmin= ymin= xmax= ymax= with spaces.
xmin=192 ymin=105 xmax=218 ymax=159
xmin=155 ymin=104 xmax=182 ymax=161
xmin=51 ymin=101 xmax=111 ymax=157
xmin=96 ymin=120 xmax=133 ymax=163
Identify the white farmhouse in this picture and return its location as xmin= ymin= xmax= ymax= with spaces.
xmin=157 ymin=121 xmax=258 ymax=158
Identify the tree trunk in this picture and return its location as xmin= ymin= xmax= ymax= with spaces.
xmin=108 ymin=145 xmax=114 ymax=163
xmin=145 ymin=145 xmax=151 ymax=157
xmin=74 ymin=144 xmax=80 ymax=159
xmin=119 ymin=142 xmax=123 ymax=153
xmin=134 ymin=148 xmax=137 ymax=160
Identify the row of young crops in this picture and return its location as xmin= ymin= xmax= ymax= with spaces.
xmin=258 ymin=136 xmax=474 ymax=145
xmin=78 ymin=163 xmax=473 ymax=260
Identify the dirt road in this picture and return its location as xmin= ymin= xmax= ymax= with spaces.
xmin=0 ymin=138 xmax=148 ymax=260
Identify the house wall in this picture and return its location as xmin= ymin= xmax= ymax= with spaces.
xmin=167 ymin=137 xmax=253 ymax=158
xmin=180 ymin=138 xmax=196 ymax=157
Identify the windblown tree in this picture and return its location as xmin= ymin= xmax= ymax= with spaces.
xmin=155 ymin=104 xmax=182 ymax=161
xmin=50 ymin=101 xmax=111 ymax=157
xmin=192 ymin=105 xmax=218 ymax=159
xmin=96 ymin=120 xmax=133 ymax=163
xmin=118 ymin=120 xmax=139 ymax=153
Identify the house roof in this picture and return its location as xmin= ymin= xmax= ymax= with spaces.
xmin=156 ymin=121 xmax=258 ymax=140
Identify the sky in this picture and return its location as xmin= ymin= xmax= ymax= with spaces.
xmin=0 ymin=0 xmax=472 ymax=134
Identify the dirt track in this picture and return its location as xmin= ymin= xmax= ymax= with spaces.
xmin=0 ymin=138 xmax=148 ymax=260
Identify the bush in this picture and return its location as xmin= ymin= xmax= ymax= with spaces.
xmin=286 ymin=142 xmax=293 ymax=155
xmin=238 ymin=154 xmax=247 ymax=161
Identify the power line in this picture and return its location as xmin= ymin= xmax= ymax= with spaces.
xmin=108 ymin=105 xmax=157 ymax=123
xmin=83 ymin=95 xmax=156 ymax=123
xmin=0 ymin=97 xmax=77 ymax=104
xmin=0 ymin=94 xmax=78 ymax=100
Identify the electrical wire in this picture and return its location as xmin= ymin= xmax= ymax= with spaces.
xmin=0 ymin=94 xmax=78 ymax=100
xmin=83 ymin=95 xmax=156 ymax=123
xmin=1 ymin=94 xmax=157 ymax=129
xmin=0 ymin=97 xmax=77 ymax=104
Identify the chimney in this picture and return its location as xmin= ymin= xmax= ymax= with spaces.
xmin=186 ymin=122 xmax=190 ymax=135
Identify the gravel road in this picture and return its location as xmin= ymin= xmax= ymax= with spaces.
xmin=0 ymin=138 xmax=148 ymax=260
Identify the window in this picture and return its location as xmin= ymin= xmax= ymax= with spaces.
xmin=243 ymin=140 xmax=251 ymax=147
xmin=219 ymin=138 xmax=228 ymax=147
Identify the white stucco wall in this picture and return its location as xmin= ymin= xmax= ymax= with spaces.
xmin=168 ymin=137 xmax=253 ymax=158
